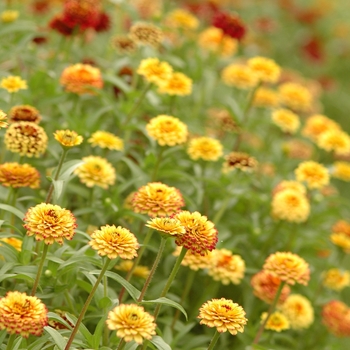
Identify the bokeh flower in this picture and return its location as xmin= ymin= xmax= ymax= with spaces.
xmin=302 ymin=114 xmax=340 ymax=142
xmin=279 ymin=294 xmax=314 ymax=329
xmin=0 ymin=237 xmax=22 ymax=252
xmin=198 ymin=298 xmax=247 ymax=335
xmin=174 ymin=211 xmax=218 ymax=255
xmin=330 ymin=232 xmax=350 ymax=254
xmin=89 ymin=225 xmax=139 ymax=260
xmin=146 ymin=115 xmax=188 ymax=146
xmin=322 ymin=268 xmax=350 ymax=291
xmin=0 ymin=110 xmax=8 ymax=129
xmin=111 ymin=35 xmax=137 ymax=54
xmin=0 ymin=291 xmax=48 ymax=337
xmin=173 ymin=246 xmax=213 ymax=271
xmin=165 ymin=9 xmax=199 ymax=30
xmin=207 ymin=249 xmax=245 ymax=285
xmin=332 ymin=161 xmax=350 ymax=182
xmin=271 ymin=108 xmax=300 ymax=134
xmin=115 ymin=261 xmax=149 ymax=279
xmin=137 ymin=58 xmax=173 ymax=85
xmin=8 ymin=105 xmax=41 ymax=124
xmin=129 ymin=22 xmax=163 ymax=47
xmin=24 ymin=203 xmax=77 ymax=245
xmin=253 ymin=87 xmax=279 ymax=108
xmin=263 ymin=252 xmax=310 ymax=285
xmin=1 ymin=10 xmax=19 ymax=23
xmin=295 ymin=160 xmax=329 ymax=189
xmin=60 ymin=63 xmax=103 ymax=94
xmin=54 ymin=130 xmax=83 ymax=147
xmin=212 ymin=12 xmax=246 ymax=40
xmin=322 ymin=300 xmax=350 ymax=337
xmin=132 ymin=182 xmax=185 ymax=217
xmin=187 ymin=136 xmax=223 ymax=161
xmin=283 ymin=139 xmax=313 ymax=159
xmin=74 ymin=156 xmax=116 ymax=189
xmin=261 ymin=311 xmax=290 ymax=332
xmin=63 ymin=0 xmax=100 ymax=29
xmin=157 ymin=72 xmax=192 ymax=96
xmin=106 ymin=304 xmax=156 ymax=344
xmin=221 ymin=64 xmax=258 ymax=89
xmin=146 ymin=217 xmax=186 ymax=237
xmin=278 ymin=82 xmax=312 ymax=112
xmin=272 ymin=180 xmax=307 ymax=196
xmin=0 ymin=162 xmax=40 ymax=189
xmin=223 ymin=152 xmax=258 ymax=173
xmin=88 ymin=131 xmax=124 ymax=151
xmin=247 ymin=56 xmax=281 ymax=84
xmin=0 ymin=75 xmax=27 ymax=93
xmin=317 ymin=129 xmax=350 ymax=155
xmin=4 ymin=122 xmax=48 ymax=158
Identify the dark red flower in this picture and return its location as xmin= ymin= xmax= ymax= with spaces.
xmin=295 ymin=9 xmax=321 ymax=25
xmin=94 ymin=12 xmax=111 ymax=32
xmin=32 ymin=0 xmax=50 ymax=14
xmin=32 ymin=36 xmax=48 ymax=45
xmin=63 ymin=0 xmax=101 ymax=29
xmin=186 ymin=2 xmax=219 ymax=22
xmin=212 ymin=12 xmax=246 ymax=41
xmin=301 ymin=36 xmax=324 ymax=62
xmin=49 ymin=15 xmax=75 ymax=36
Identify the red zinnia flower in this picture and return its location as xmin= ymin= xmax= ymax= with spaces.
xmin=212 ymin=12 xmax=246 ymax=41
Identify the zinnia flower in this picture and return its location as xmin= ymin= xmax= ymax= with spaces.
xmin=63 ymin=0 xmax=100 ymax=29
xmin=74 ymin=156 xmax=116 ymax=189
xmin=271 ymin=108 xmax=300 ymax=134
xmin=332 ymin=161 xmax=350 ymax=182
xmin=106 ymin=304 xmax=156 ymax=344
xmin=146 ymin=115 xmax=188 ymax=146
xmin=295 ymin=160 xmax=330 ymax=189
xmin=173 ymin=211 xmax=218 ymax=255
xmin=165 ymin=9 xmax=199 ymax=30
xmin=0 ymin=75 xmax=27 ymax=93
xmin=247 ymin=56 xmax=281 ymax=84
xmin=129 ymin=22 xmax=163 ymax=47
xmin=317 ymin=129 xmax=350 ymax=155
xmin=0 ymin=110 xmax=8 ymax=129
xmin=253 ymin=87 xmax=279 ymax=108
xmin=263 ymin=252 xmax=310 ymax=285
xmin=330 ymin=233 xmax=350 ymax=254
xmin=278 ymin=294 xmax=314 ymax=329
xmin=88 ymin=131 xmax=124 ymax=150
xmin=198 ymin=298 xmax=247 ymax=335
xmin=54 ymin=130 xmax=83 ymax=147
xmin=137 ymin=58 xmax=173 ymax=85
xmin=1 ymin=10 xmax=19 ymax=23
xmin=283 ymin=139 xmax=313 ymax=159
xmin=322 ymin=268 xmax=350 ymax=291
xmin=0 ymin=162 xmax=40 ymax=189
xmin=278 ymin=82 xmax=312 ymax=112
xmin=272 ymin=180 xmax=307 ymax=196
xmin=302 ymin=114 xmax=340 ymax=141
xmin=89 ymin=225 xmax=139 ymax=260
xmin=0 ymin=291 xmax=48 ymax=337
xmin=212 ymin=12 xmax=246 ymax=40
xmin=173 ymin=246 xmax=213 ymax=271
xmin=132 ymin=182 xmax=185 ymax=217
xmin=261 ymin=311 xmax=290 ymax=332
xmin=221 ymin=64 xmax=258 ymax=89
xmin=157 ymin=72 xmax=193 ymax=96
xmin=8 ymin=105 xmax=41 ymax=124
xmin=4 ymin=122 xmax=48 ymax=157
xmin=60 ymin=63 xmax=103 ymax=95
xmin=111 ymin=35 xmax=137 ymax=54
xmin=322 ymin=300 xmax=350 ymax=337
xmin=146 ymin=217 xmax=186 ymax=237
xmin=187 ymin=136 xmax=223 ymax=161
xmin=223 ymin=152 xmax=258 ymax=173
xmin=24 ymin=203 xmax=77 ymax=245
xmin=0 ymin=237 xmax=22 ymax=252
xmin=115 ymin=261 xmax=150 ymax=279
xmin=208 ymin=249 xmax=245 ymax=285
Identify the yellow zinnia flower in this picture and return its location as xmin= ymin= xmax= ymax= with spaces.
xmin=261 ymin=311 xmax=290 ymax=332
xmin=223 ymin=152 xmax=258 ymax=173
xmin=247 ymin=56 xmax=281 ymax=84
xmin=253 ymin=87 xmax=279 ymax=108
xmin=0 ymin=110 xmax=8 ymax=129
xmin=278 ymin=82 xmax=312 ymax=112
xmin=317 ymin=129 xmax=350 ymax=155
xmin=0 ymin=162 xmax=40 ymax=189
xmin=0 ymin=75 xmax=27 ymax=93
xmin=137 ymin=58 xmax=173 ymax=85
xmin=221 ymin=64 xmax=258 ymax=90
xmin=187 ymin=136 xmax=223 ymax=161
xmin=146 ymin=217 xmax=186 ymax=237
xmin=173 ymin=245 xmax=213 ymax=271
xmin=322 ymin=268 xmax=350 ymax=291
xmin=157 ymin=72 xmax=193 ymax=96
xmin=165 ymin=9 xmax=199 ymax=30
xmin=332 ymin=161 xmax=350 ymax=182
xmin=302 ymin=114 xmax=340 ymax=142
xmin=129 ymin=22 xmax=163 ymax=47
xmin=271 ymin=108 xmax=300 ymax=134
xmin=1 ymin=10 xmax=19 ymax=23
xmin=295 ymin=160 xmax=329 ymax=189
xmin=54 ymin=130 xmax=83 ymax=147
xmin=88 ymin=131 xmax=124 ymax=151
xmin=115 ymin=260 xmax=149 ymax=279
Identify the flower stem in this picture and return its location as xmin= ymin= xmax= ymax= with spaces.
xmin=125 ymin=83 xmax=151 ymax=125
xmin=151 ymin=147 xmax=165 ymax=181
xmin=207 ymin=330 xmax=221 ymax=350
xmin=116 ymin=339 xmax=126 ymax=350
xmin=137 ymin=237 xmax=167 ymax=302
xmin=252 ymin=281 xmax=285 ymax=345
xmin=103 ymin=274 xmax=109 ymax=346
xmin=64 ymin=258 xmax=110 ymax=350
xmin=31 ymin=244 xmax=49 ymax=296
xmin=153 ymin=246 xmax=187 ymax=320
xmin=6 ymin=334 xmax=16 ymax=350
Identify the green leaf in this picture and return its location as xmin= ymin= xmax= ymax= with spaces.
xmin=149 ymin=336 xmax=172 ymax=350
xmin=53 ymin=179 xmax=64 ymax=202
xmin=98 ymin=296 xmax=113 ymax=309
xmin=44 ymin=326 xmax=67 ymax=350
xmin=0 ymin=20 xmax=37 ymax=36
xmin=0 ymin=204 xmax=25 ymax=220
xmin=47 ymin=312 xmax=73 ymax=330
xmin=57 ymin=159 xmax=85 ymax=181
xmin=140 ymin=297 xmax=187 ymax=320
xmin=103 ymin=74 xmax=131 ymax=93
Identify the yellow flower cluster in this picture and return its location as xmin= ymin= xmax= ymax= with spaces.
xmin=271 ymin=108 xmax=300 ymax=134
xmin=295 ymin=160 xmax=329 ymax=189
xmin=187 ymin=136 xmax=223 ymax=161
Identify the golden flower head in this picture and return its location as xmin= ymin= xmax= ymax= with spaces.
xmin=146 ymin=114 xmax=188 ymax=146
xmin=165 ymin=9 xmax=199 ymax=30
xmin=272 ymin=180 xmax=307 ymax=196
xmin=332 ymin=161 xmax=350 ymax=182
xmin=4 ymin=122 xmax=48 ymax=157
xmin=207 ymin=108 xmax=240 ymax=134
xmin=295 ymin=160 xmax=329 ymax=189
xmin=263 ymin=252 xmax=310 ymax=285
xmin=271 ymin=188 xmax=310 ymax=223
xmin=74 ymin=156 xmax=116 ymax=189
xmin=54 ymin=130 xmax=83 ymax=148
xmin=198 ymin=27 xmax=238 ymax=57
xmin=251 ymin=270 xmax=291 ymax=305
xmin=130 ymin=0 xmax=161 ymax=19
xmin=146 ymin=217 xmax=186 ymax=238
xmin=173 ymin=245 xmax=213 ymax=271
xmin=253 ymin=87 xmax=279 ymax=108
xmin=0 ymin=237 xmax=22 ymax=252
xmin=223 ymin=152 xmax=258 ymax=173
xmin=221 ymin=64 xmax=258 ymax=90
xmin=129 ymin=22 xmax=163 ymax=47
xmin=1 ymin=10 xmax=19 ymax=23
xmin=279 ymin=294 xmax=314 ymax=330
xmin=115 ymin=260 xmax=150 ymax=279
xmin=283 ymin=139 xmax=313 ymax=160
xmin=132 ymin=182 xmax=185 ymax=217
xmin=198 ymin=298 xmax=247 ymax=335
xmin=261 ymin=311 xmax=290 ymax=332
xmin=137 ymin=58 xmax=173 ymax=85
xmin=322 ymin=300 xmax=350 ymax=337
xmin=302 ymin=114 xmax=340 ymax=142
xmin=106 ymin=304 xmax=156 ymax=344
xmin=278 ymin=82 xmax=312 ymax=112
xmin=208 ymin=249 xmax=245 ymax=285
xmin=0 ymin=75 xmax=27 ymax=93
xmin=317 ymin=129 xmax=350 ymax=155
xmin=60 ymin=63 xmax=103 ymax=95
xmin=88 ymin=131 xmax=124 ymax=151
xmin=111 ymin=35 xmax=137 ymax=54
xmin=330 ymin=233 xmax=350 ymax=254
xmin=8 ymin=105 xmax=41 ymax=124
xmin=247 ymin=56 xmax=281 ymax=84
xmin=24 ymin=203 xmax=77 ymax=245
xmin=0 ymin=110 xmax=8 ymax=129
xmin=157 ymin=72 xmax=193 ymax=96
xmin=89 ymin=225 xmax=139 ymax=260
xmin=322 ymin=268 xmax=350 ymax=291
xmin=174 ymin=211 xmax=218 ymax=255
xmin=0 ymin=162 xmax=40 ymax=189
xmin=187 ymin=136 xmax=223 ymax=161
xmin=272 ymin=108 xmax=300 ymax=134
xmin=0 ymin=291 xmax=47 ymax=337
xmin=332 ymin=220 xmax=350 ymax=236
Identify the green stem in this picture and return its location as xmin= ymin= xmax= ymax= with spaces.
xmin=207 ymin=330 xmax=221 ymax=350
xmin=103 ymin=274 xmax=109 ymax=346
xmin=261 ymin=221 xmax=283 ymax=258
xmin=153 ymin=246 xmax=187 ymax=320
xmin=64 ymin=259 xmax=110 ymax=350
xmin=31 ymin=244 xmax=49 ymax=296
xmin=137 ymin=237 xmax=167 ymax=302
xmin=212 ymin=196 xmax=230 ymax=225
xmin=116 ymin=339 xmax=126 ymax=350
xmin=151 ymin=147 xmax=165 ymax=181
xmin=252 ymin=281 xmax=285 ymax=345
xmin=125 ymin=83 xmax=151 ymax=125
xmin=6 ymin=334 xmax=16 ymax=350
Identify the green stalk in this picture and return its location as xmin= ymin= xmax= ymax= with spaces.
xmin=31 ymin=244 xmax=49 ymax=296
xmin=64 ymin=259 xmax=110 ymax=350
xmin=212 ymin=196 xmax=230 ymax=225
xmin=103 ymin=274 xmax=109 ymax=346
xmin=207 ymin=330 xmax=221 ymax=350
xmin=252 ymin=281 xmax=285 ymax=345
xmin=116 ymin=339 xmax=126 ymax=350
xmin=153 ymin=246 xmax=187 ymax=320
xmin=151 ymin=147 xmax=165 ymax=181
xmin=6 ymin=334 xmax=16 ymax=350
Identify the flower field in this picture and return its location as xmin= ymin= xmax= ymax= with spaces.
xmin=0 ymin=0 xmax=350 ymax=349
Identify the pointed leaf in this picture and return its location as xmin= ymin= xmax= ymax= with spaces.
xmin=44 ymin=326 xmax=67 ymax=350
xmin=0 ymin=204 xmax=25 ymax=220
xmin=140 ymin=297 xmax=187 ymax=320
xmin=149 ymin=336 xmax=172 ymax=350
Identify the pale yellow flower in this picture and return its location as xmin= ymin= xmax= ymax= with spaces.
xmin=0 ymin=76 xmax=27 ymax=93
